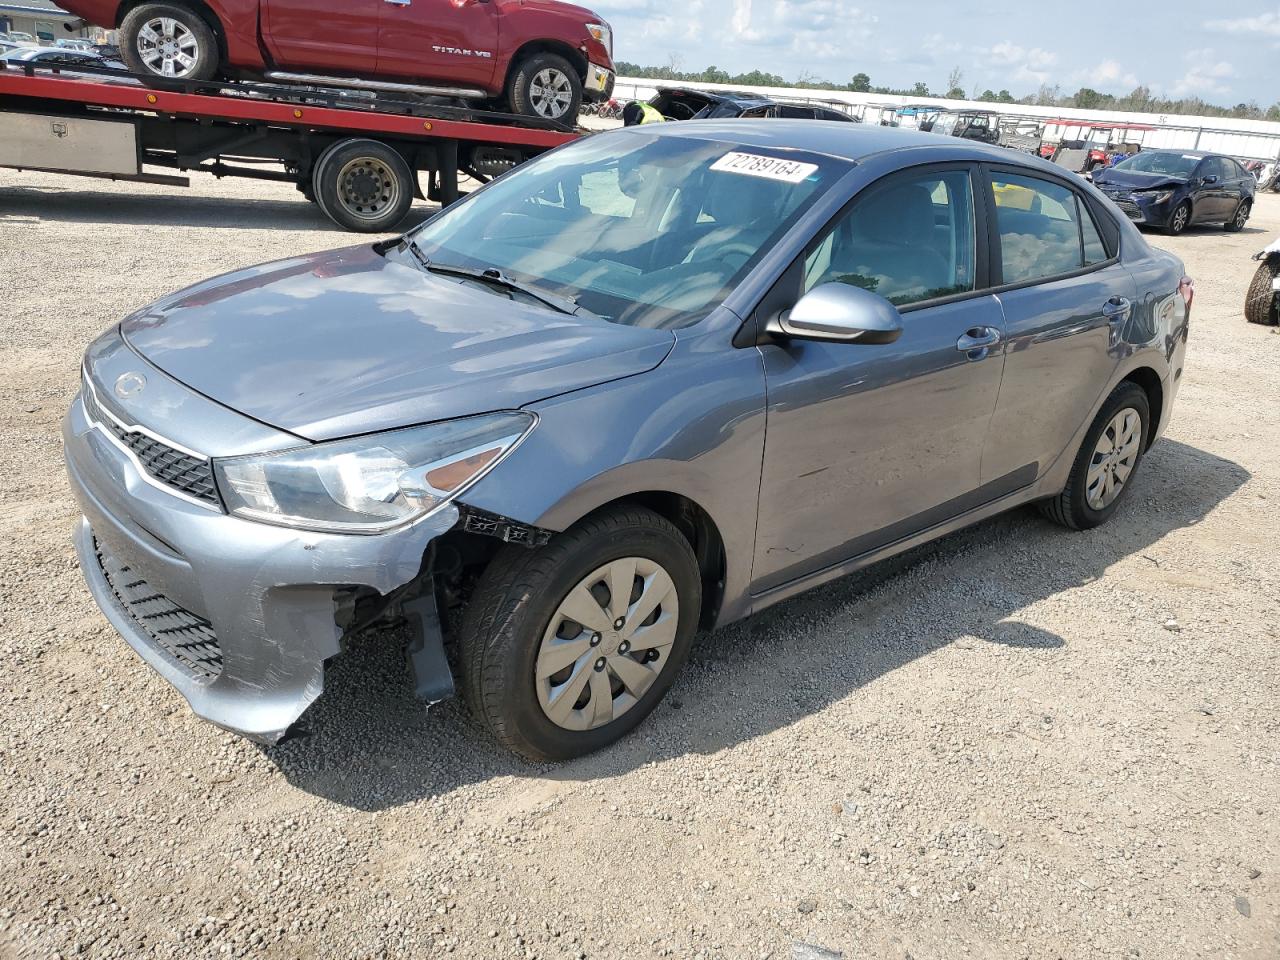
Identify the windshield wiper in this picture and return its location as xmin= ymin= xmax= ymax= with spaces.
xmin=398 ymin=238 xmax=595 ymax=319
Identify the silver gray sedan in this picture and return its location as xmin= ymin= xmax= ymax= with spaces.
xmin=64 ymin=121 xmax=1193 ymax=760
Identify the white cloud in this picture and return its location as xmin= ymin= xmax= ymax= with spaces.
xmin=1072 ymin=59 xmax=1139 ymax=92
xmin=1204 ymin=7 xmax=1280 ymax=35
xmin=983 ymin=42 xmax=1058 ymax=86
xmin=1171 ymin=48 xmax=1237 ymax=96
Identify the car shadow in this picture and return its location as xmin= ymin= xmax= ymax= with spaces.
xmin=0 ymin=183 xmax=430 ymax=232
xmin=265 ymin=438 xmax=1249 ymax=810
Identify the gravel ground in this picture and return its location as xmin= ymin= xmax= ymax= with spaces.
xmin=1 ymin=169 xmax=1278 ymax=960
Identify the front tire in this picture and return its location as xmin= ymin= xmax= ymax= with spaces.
xmin=1040 ymin=382 xmax=1150 ymax=531
xmin=120 ymin=3 xmax=218 ymax=82
xmin=460 ymin=505 xmax=701 ymax=762
xmin=1245 ymin=258 xmax=1280 ymax=325
xmin=507 ymin=52 xmax=582 ymax=123
xmin=1165 ymin=201 xmax=1191 ymax=236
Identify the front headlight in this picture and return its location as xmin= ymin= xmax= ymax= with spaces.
xmin=213 ymin=411 xmax=535 ymax=534
xmin=1139 ymin=190 xmax=1175 ymax=205
xmin=586 ymin=22 xmax=611 ymax=54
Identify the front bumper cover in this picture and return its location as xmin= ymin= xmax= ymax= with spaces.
xmin=585 ymin=62 xmax=614 ymax=101
xmin=64 ymin=340 xmax=457 ymax=744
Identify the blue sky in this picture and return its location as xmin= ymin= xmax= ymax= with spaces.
xmin=591 ymin=0 xmax=1278 ymax=104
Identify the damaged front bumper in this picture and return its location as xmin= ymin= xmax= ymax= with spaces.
xmin=63 ymin=334 xmax=458 ymax=744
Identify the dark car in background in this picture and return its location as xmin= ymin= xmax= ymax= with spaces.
xmin=648 ymin=87 xmax=856 ymax=122
xmin=1092 ymin=149 xmax=1255 ymax=236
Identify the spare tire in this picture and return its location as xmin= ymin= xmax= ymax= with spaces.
xmin=1245 ymin=258 xmax=1280 ymax=326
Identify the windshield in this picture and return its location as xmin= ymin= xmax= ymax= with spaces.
xmin=406 ymin=131 xmax=846 ymax=329
xmin=1113 ymin=152 xmax=1200 ymax=177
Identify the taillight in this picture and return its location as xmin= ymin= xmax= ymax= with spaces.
xmin=1179 ymin=276 xmax=1195 ymax=314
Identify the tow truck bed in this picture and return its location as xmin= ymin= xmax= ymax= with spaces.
xmin=0 ymin=62 xmax=581 ymax=231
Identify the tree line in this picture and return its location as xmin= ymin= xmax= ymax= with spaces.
xmin=614 ymin=61 xmax=1280 ymax=123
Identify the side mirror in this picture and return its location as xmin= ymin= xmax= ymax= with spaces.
xmin=768 ymin=282 xmax=904 ymax=345
xmin=1201 ymin=174 xmax=1219 ymax=185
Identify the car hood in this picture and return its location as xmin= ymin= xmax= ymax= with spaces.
xmin=1093 ymin=169 xmax=1186 ymax=191
xmin=121 ymin=245 xmax=675 ymax=442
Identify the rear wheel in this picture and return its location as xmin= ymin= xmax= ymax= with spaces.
xmin=1040 ymin=382 xmax=1150 ymax=531
xmin=1245 ymin=258 xmax=1280 ymax=325
xmin=507 ymin=52 xmax=582 ymax=122
xmin=1224 ymin=199 xmax=1251 ymax=232
xmin=1165 ymin=201 xmax=1191 ymax=236
xmin=120 ymin=3 xmax=218 ymax=82
xmin=460 ymin=505 xmax=701 ymax=761
xmin=311 ymin=139 xmax=414 ymax=233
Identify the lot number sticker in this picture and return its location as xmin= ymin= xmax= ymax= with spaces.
xmin=710 ymin=152 xmax=819 ymax=183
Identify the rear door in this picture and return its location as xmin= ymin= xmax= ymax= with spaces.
xmin=377 ymin=0 xmax=499 ymax=87
xmin=980 ymin=166 xmax=1135 ymax=487
xmin=262 ymin=0 xmax=379 ymax=73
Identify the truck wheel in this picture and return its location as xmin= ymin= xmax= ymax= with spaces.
xmin=459 ymin=505 xmax=701 ymax=762
xmin=1245 ymin=259 xmax=1280 ymax=325
xmin=311 ymin=139 xmax=414 ymax=233
xmin=507 ymin=52 xmax=582 ymax=123
xmin=120 ymin=3 xmax=218 ymax=82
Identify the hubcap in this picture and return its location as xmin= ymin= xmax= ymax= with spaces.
xmin=535 ymin=556 xmax=679 ymax=731
xmin=137 ymin=17 xmax=200 ymax=78
xmin=335 ymin=156 xmax=400 ymax=221
xmin=528 ymin=68 xmax=573 ymax=119
xmin=1086 ymin=407 xmax=1142 ymax=510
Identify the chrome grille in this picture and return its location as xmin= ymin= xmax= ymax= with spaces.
xmin=95 ymin=538 xmax=223 ymax=682
xmin=82 ymin=380 xmax=222 ymax=508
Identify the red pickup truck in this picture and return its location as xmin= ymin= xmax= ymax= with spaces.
xmin=57 ymin=0 xmax=615 ymax=121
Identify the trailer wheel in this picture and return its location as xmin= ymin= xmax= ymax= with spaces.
xmin=120 ymin=3 xmax=218 ymax=82
xmin=312 ymin=139 xmax=415 ymax=233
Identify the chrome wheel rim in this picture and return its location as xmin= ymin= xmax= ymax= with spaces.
xmin=1235 ymin=204 xmax=1249 ymax=228
xmin=136 ymin=17 xmax=200 ymax=78
xmin=335 ymin=156 xmax=400 ymax=221
xmin=535 ymin=556 xmax=679 ymax=731
xmin=1172 ymin=205 xmax=1189 ymax=233
xmin=1086 ymin=407 xmax=1142 ymax=510
xmin=529 ymin=68 xmax=573 ymax=119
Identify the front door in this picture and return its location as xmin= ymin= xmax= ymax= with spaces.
xmin=261 ymin=0 xmax=379 ymax=73
xmin=980 ymin=167 xmax=1133 ymax=485
xmin=753 ymin=165 xmax=1008 ymax=594
xmin=377 ymin=0 xmax=500 ymax=87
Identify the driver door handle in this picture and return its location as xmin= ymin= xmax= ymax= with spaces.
xmin=956 ymin=326 xmax=1002 ymax=359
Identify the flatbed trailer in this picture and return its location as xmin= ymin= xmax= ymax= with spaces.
xmin=0 ymin=61 xmax=581 ymax=231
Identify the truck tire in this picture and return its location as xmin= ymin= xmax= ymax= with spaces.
xmin=311 ymin=139 xmax=414 ymax=233
xmin=1245 ymin=259 xmax=1280 ymax=326
xmin=507 ymin=52 xmax=582 ymax=123
xmin=120 ymin=3 xmax=219 ymax=82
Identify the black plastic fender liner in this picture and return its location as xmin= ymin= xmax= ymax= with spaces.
xmin=403 ymin=590 xmax=455 ymax=705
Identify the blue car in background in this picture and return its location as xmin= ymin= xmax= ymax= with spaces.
xmin=1092 ymin=149 xmax=1255 ymax=236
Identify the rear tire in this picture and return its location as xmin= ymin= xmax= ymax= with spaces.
xmin=1224 ymin=199 xmax=1251 ymax=232
xmin=459 ymin=505 xmax=701 ymax=762
xmin=1245 ymin=259 xmax=1280 ymax=325
xmin=311 ymin=138 xmax=414 ymax=233
xmin=120 ymin=3 xmax=218 ymax=82
xmin=506 ymin=52 xmax=582 ymax=123
xmin=1040 ymin=382 xmax=1150 ymax=531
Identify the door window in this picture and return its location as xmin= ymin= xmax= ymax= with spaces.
xmin=803 ymin=168 xmax=976 ymax=306
xmin=991 ymin=172 xmax=1109 ymax=284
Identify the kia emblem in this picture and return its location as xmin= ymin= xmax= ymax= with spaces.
xmin=114 ymin=372 xmax=147 ymax=399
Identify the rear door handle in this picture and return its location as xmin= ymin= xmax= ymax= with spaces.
xmin=956 ymin=326 xmax=1002 ymax=358
xmin=385 ymin=0 xmax=410 ymax=6
xmin=1102 ymin=296 xmax=1131 ymax=321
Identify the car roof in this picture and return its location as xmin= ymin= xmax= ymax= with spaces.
xmin=660 ymin=87 xmax=776 ymax=107
xmin=635 ymin=118 xmax=1023 ymax=164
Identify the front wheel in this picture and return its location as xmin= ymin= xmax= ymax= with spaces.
xmin=120 ymin=3 xmax=218 ymax=82
xmin=1040 ymin=382 xmax=1150 ymax=531
xmin=1165 ymin=202 xmax=1191 ymax=236
xmin=460 ymin=505 xmax=701 ymax=761
xmin=1224 ymin=200 xmax=1251 ymax=232
xmin=507 ymin=53 xmax=582 ymax=123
